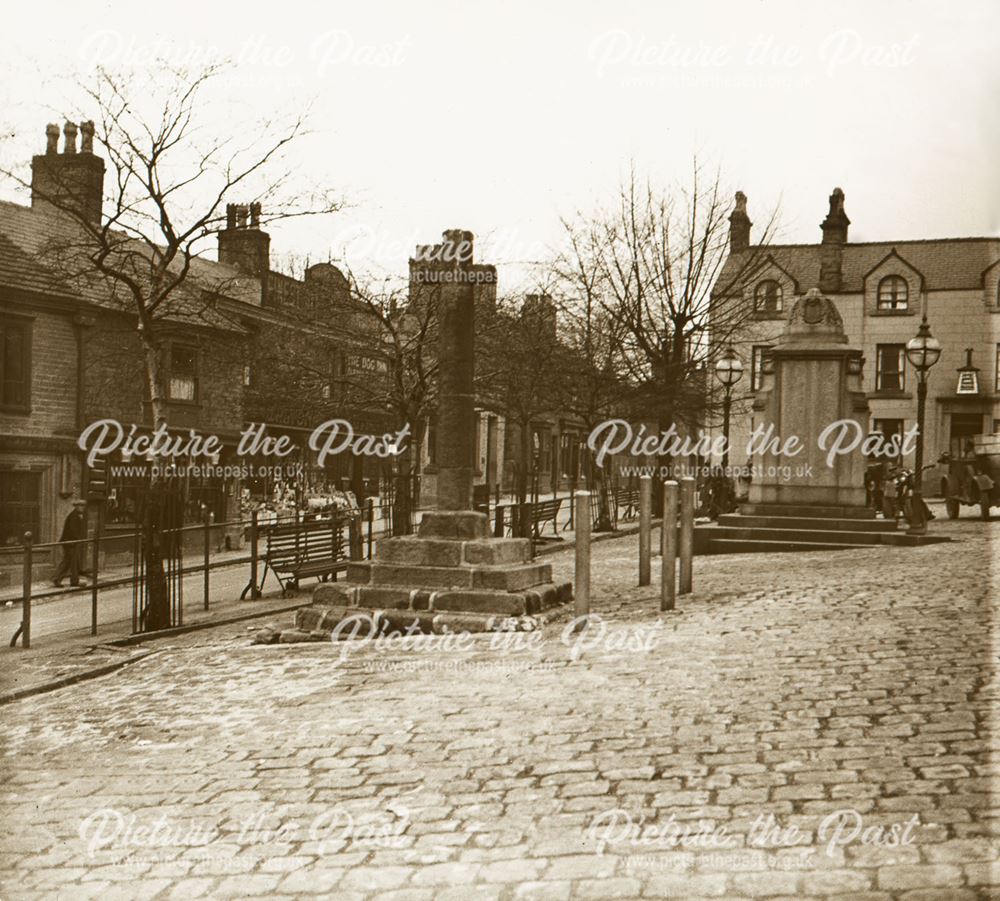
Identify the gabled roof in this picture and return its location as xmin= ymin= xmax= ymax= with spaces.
xmin=753 ymin=254 xmax=800 ymax=294
xmin=0 ymin=199 xmax=255 ymax=332
xmin=861 ymin=247 xmax=925 ymax=285
xmin=714 ymin=236 xmax=1000 ymax=297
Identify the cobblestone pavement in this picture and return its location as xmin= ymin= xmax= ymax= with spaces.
xmin=1 ymin=514 xmax=996 ymax=900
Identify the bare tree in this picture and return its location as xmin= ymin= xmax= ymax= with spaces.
xmin=554 ymin=162 xmax=778 ymax=452
xmin=475 ymin=296 xmax=568 ymax=529
xmin=1 ymin=63 xmax=341 ymax=628
xmin=543 ymin=253 xmax=631 ymax=529
xmin=3 ymin=63 xmax=339 ymax=430
xmin=331 ymin=272 xmax=440 ymax=535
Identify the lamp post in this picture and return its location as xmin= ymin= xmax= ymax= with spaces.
xmin=904 ymin=315 xmax=942 ymax=533
xmin=714 ymin=345 xmax=744 ymax=468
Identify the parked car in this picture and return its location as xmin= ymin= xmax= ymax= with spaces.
xmin=939 ymin=433 xmax=1000 ymax=520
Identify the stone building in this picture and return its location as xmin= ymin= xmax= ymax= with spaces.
xmin=711 ymin=188 xmax=1000 ymax=485
xmin=0 ymin=123 xmax=254 ymax=551
xmin=0 ymin=123 xmax=384 ymax=554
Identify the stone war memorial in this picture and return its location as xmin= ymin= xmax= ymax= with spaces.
xmin=296 ymin=231 xmax=572 ymax=637
xmin=701 ymin=288 xmax=949 ymax=553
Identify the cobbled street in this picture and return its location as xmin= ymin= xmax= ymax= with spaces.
xmin=1 ymin=516 xmax=996 ymax=900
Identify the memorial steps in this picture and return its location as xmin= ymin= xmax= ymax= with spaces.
xmin=695 ymin=505 xmax=950 ymax=554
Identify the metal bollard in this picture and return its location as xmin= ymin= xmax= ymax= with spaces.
xmin=21 ymin=532 xmax=32 ymax=648
xmin=91 ymin=508 xmax=102 ymax=636
xmin=575 ymin=491 xmax=591 ymax=621
xmin=661 ymin=481 xmax=678 ymax=612
xmin=679 ymin=476 xmax=695 ymax=595
xmin=203 ymin=508 xmax=211 ymax=611
xmin=638 ymin=475 xmax=652 ymax=586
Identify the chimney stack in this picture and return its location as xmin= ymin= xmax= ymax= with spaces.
xmin=728 ymin=191 xmax=751 ymax=254
xmin=819 ymin=187 xmax=850 ymax=293
xmin=30 ymin=121 xmax=105 ymax=225
xmin=217 ymin=202 xmax=271 ymax=297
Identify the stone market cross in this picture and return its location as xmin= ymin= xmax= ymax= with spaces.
xmin=296 ymin=230 xmax=572 ymax=634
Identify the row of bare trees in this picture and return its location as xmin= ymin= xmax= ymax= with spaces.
xmin=2 ymin=63 xmax=779 ymax=560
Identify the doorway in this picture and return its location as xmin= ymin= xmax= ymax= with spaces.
xmin=949 ymin=412 xmax=985 ymax=457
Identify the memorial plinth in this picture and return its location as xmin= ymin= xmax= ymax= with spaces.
xmin=297 ymin=230 xmax=571 ymax=634
xmin=748 ymin=288 xmax=869 ymax=510
xmin=693 ymin=287 xmax=948 ymax=553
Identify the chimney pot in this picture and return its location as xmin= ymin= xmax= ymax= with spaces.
xmin=45 ymin=124 xmax=60 ymax=154
xmin=80 ymin=121 xmax=95 ymax=154
xmin=236 ymin=205 xmax=248 ymax=228
xmin=250 ymin=202 xmax=261 ymax=227
xmin=226 ymin=203 xmax=237 ymax=229
xmin=63 ymin=121 xmax=78 ymax=154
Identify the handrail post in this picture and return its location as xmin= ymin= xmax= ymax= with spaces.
xmin=366 ymin=497 xmax=374 ymax=560
xmin=21 ymin=532 xmax=32 ymax=648
xmin=349 ymin=514 xmax=361 ymax=561
xmin=638 ymin=475 xmax=652 ymax=586
xmin=679 ymin=476 xmax=695 ymax=595
xmin=91 ymin=507 xmax=102 ymax=636
xmin=250 ymin=509 xmax=260 ymax=600
xmin=203 ymin=506 xmax=211 ymax=611
xmin=522 ymin=501 xmax=534 ymax=556
xmin=574 ymin=491 xmax=590 ymax=622
xmin=661 ymin=481 xmax=678 ymax=612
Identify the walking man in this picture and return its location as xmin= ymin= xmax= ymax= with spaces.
xmin=53 ymin=499 xmax=91 ymax=587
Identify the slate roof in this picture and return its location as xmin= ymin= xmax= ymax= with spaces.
xmin=714 ymin=237 xmax=1000 ymax=297
xmin=0 ymin=229 xmax=75 ymax=299
xmin=0 ymin=199 xmax=258 ymax=332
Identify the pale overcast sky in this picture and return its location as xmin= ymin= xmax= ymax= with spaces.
xmin=2 ymin=0 xmax=997 ymax=291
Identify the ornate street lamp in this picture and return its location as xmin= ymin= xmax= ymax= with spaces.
xmin=904 ymin=315 xmax=942 ymax=532
xmin=714 ymin=345 xmax=744 ymax=468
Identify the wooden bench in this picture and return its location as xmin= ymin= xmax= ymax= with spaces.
xmin=260 ymin=518 xmax=349 ymax=596
xmin=614 ymin=487 xmax=640 ymax=521
xmin=530 ymin=498 xmax=562 ymax=538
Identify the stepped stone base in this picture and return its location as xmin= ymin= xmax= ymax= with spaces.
xmin=696 ymin=505 xmax=950 ymax=555
xmin=301 ymin=511 xmax=573 ymax=627
xmin=740 ymin=503 xmax=875 ymax=520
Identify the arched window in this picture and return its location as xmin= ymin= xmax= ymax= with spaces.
xmin=754 ymin=280 xmax=783 ymax=313
xmin=877 ymin=275 xmax=909 ymax=311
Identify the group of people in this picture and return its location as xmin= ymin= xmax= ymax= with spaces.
xmin=865 ymin=461 xmax=935 ymax=523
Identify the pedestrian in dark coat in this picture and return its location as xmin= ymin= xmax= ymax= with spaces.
xmin=53 ymin=499 xmax=90 ymax=587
